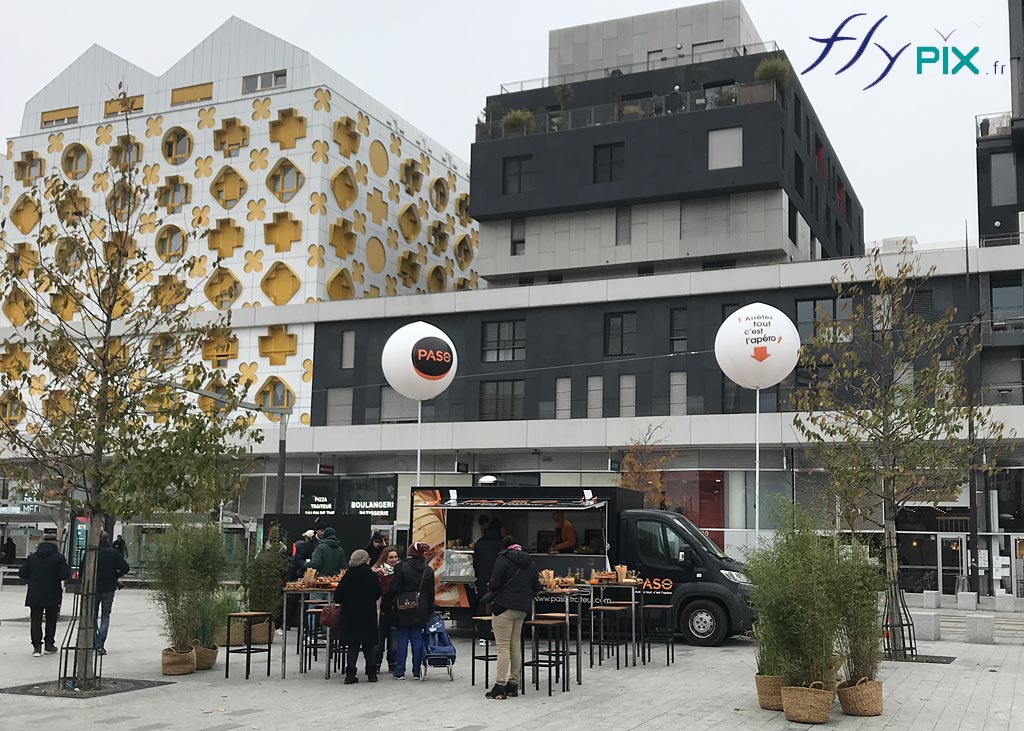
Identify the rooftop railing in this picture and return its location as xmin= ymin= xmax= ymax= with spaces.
xmin=498 ymin=41 xmax=780 ymax=93
xmin=977 ymin=111 xmax=1013 ymax=139
xmin=980 ymin=233 xmax=1023 ymax=247
xmin=476 ymin=80 xmax=777 ymax=142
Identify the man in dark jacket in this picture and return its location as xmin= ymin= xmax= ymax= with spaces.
xmin=95 ymin=535 xmax=130 ymax=654
xmin=333 ymin=549 xmax=382 ymax=683
xmin=485 ymin=536 xmax=541 ymax=699
xmin=19 ymin=535 xmax=70 ymax=656
xmin=309 ymin=527 xmax=347 ymax=576
xmin=384 ymin=542 xmax=435 ymax=679
xmin=473 ymin=517 xmax=503 ymax=605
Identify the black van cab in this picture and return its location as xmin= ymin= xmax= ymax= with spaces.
xmin=616 ymin=509 xmax=754 ymax=646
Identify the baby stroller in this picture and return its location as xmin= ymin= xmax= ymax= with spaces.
xmin=422 ymin=614 xmax=456 ymax=680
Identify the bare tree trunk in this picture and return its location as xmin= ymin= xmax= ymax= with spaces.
xmin=73 ymin=511 xmax=103 ymax=688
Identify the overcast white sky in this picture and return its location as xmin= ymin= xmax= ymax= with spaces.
xmin=0 ymin=0 xmax=1011 ymax=245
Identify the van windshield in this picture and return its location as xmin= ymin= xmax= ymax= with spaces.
xmin=672 ymin=516 xmax=728 ymax=560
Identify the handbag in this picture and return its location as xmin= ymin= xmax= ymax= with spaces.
xmin=320 ymin=602 xmax=341 ymax=629
xmin=480 ymin=568 xmax=519 ymax=615
xmin=397 ymin=565 xmax=429 ymax=613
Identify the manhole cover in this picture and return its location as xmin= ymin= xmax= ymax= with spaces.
xmin=0 ymin=677 xmax=172 ymax=699
xmin=908 ymin=654 xmax=956 ymax=665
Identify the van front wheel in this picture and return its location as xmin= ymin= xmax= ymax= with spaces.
xmin=679 ymin=600 xmax=727 ymax=646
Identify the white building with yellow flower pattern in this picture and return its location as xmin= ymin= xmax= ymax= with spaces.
xmin=0 ymin=17 xmax=479 ymax=463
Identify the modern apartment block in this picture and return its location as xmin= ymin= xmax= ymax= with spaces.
xmin=471 ymin=1 xmax=863 ymax=286
xmin=0 ymin=17 xmax=479 ymax=435
xmin=976 ymin=2 xmax=1024 ymax=247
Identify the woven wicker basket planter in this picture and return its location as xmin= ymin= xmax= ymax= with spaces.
xmin=837 ymin=678 xmax=883 ymax=716
xmin=161 ymin=647 xmax=197 ymax=676
xmin=754 ymin=674 xmax=784 ymax=711
xmin=781 ymin=683 xmax=834 ymax=724
xmin=193 ymin=644 xmax=219 ymax=671
xmin=247 ymin=619 xmax=274 ymax=646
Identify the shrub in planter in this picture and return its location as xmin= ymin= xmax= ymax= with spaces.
xmin=239 ymin=526 xmax=288 ymax=643
xmin=152 ymin=521 xmax=226 ymax=676
xmin=835 ymin=542 xmax=884 ymax=716
xmin=753 ymin=57 xmax=791 ymax=90
xmin=212 ymin=590 xmax=245 ymax=647
xmin=501 ymin=109 xmax=536 ymax=135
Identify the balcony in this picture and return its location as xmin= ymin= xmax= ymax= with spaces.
xmin=989 ymin=306 xmax=1024 ymax=332
xmin=476 ymin=80 xmax=778 ymax=142
xmin=977 ymin=112 xmax=1012 ymax=139
xmin=498 ymin=41 xmax=780 ymax=93
xmin=981 ymin=233 xmax=1024 ymax=247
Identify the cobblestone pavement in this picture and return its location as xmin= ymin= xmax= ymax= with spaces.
xmin=0 ymin=590 xmax=1021 ymax=731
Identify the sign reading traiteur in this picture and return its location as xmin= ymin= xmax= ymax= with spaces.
xmin=714 ymin=303 xmax=800 ymax=390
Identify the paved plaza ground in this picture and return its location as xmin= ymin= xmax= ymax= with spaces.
xmin=0 ymin=589 xmax=1022 ymax=731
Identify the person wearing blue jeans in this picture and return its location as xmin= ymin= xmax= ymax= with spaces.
xmin=94 ymin=534 xmax=129 ymax=654
xmin=384 ymin=542 xmax=435 ymax=680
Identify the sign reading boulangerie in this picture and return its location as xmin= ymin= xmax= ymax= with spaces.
xmin=341 ymin=476 xmax=398 ymax=522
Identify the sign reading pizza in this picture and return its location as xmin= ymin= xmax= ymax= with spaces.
xmin=382 ymin=321 xmax=458 ymax=400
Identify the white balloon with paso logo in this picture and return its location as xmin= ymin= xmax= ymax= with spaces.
xmin=714 ymin=303 xmax=801 ymax=390
xmin=382 ymin=321 xmax=458 ymax=401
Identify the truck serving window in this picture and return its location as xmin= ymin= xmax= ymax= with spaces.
xmin=672 ymin=517 xmax=727 ymax=559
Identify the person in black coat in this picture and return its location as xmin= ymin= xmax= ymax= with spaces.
xmin=333 ymin=549 xmax=382 ymax=683
xmin=112 ymin=535 xmax=127 ymax=560
xmin=2 ymin=537 xmax=16 ymax=564
xmin=94 ymin=535 xmax=130 ymax=654
xmin=363 ymin=532 xmax=385 ymax=565
xmin=384 ymin=542 xmax=435 ymax=679
xmin=473 ymin=517 xmax=503 ymax=607
xmin=19 ymin=536 xmax=70 ymax=656
xmin=484 ymin=536 xmax=542 ymax=699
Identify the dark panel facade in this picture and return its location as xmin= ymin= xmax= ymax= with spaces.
xmin=311 ymin=271 xmax=983 ymax=427
xmin=471 ymin=51 xmax=864 ymax=260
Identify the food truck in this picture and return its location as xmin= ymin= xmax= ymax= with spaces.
xmin=411 ymin=487 xmax=754 ymax=646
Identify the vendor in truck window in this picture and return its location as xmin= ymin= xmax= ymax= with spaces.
xmin=549 ymin=512 xmax=577 ymax=554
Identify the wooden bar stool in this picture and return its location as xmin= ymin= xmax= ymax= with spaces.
xmin=590 ymin=606 xmax=629 ymax=670
xmin=641 ymin=604 xmax=676 ymax=666
xmin=534 ymin=612 xmax=582 ymax=686
xmin=225 ymin=612 xmax=272 ymax=680
xmin=524 ymin=619 xmax=569 ymax=696
xmin=471 ymin=616 xmax=497 ymax=687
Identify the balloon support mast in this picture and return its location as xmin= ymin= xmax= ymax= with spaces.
xmin=416 ymin=400 xmax=422 ymax=490
xmin=754 ymin=388 xmax=760 ymax=542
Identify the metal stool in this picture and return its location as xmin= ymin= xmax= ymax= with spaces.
xmin=471 ymin=616 xmax=497 ymax=687
xmin=225 ymin=612 xmax=272 ymax=680
xmin=524 ymin=619 xmax=569 ymax=696
xmin=302 ymin=608 xmax=328 ymax=672
xmin=590 ymin=606 xmax=629 ymax=670
xmin=641 ymin=604 xmax=676 ymax=666
xmin=534 ymin=612 xmax=582 ymax=686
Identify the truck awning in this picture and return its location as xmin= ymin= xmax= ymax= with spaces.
xmin=415 ymin=498 xmax=607 ymax=511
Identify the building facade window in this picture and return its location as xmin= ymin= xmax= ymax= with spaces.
xmin=619 ymin=374 xmax=636 ymax=417
xmin=593 ymin=143 xmax=625 ymax=183
xmin=788 ymin=198 xmax=798 ymax=244
xmin=587 ymin=376 xmax=603 ymax=418
xmin=708 ymin=127 xmax=743 ymax=170
xmin=326 ymin=387 xmax=354 ymax=426
xmin=615 ymin=206 xmax=632 ymax=245
xmin=796 ymin=297 xmax=852 ymax=342
xmin=480 ymin=380 xmax=525 ymax=421
xmin=669 ymin=308 xmax=688 ymax=353
xmin=555 ymin=377 xmax=571 ymax=419
xmin=482 ymin=320 xmax=526 ymax=362
xmin=992 ymin=275 xmax=1024 ymax=322
xmin=669 ymin=372 xmax=687 ymax=415
xmin=381 ymin=385 xmax=418 ymax=423
xmin=243 ymin=70 xmax=287 ymax=94
xmin=502 ymin=155 xmax=533 ymax=194
xmin=794 ymin=155 xmax=805 ymax=197
xmin=991 ymin=152 xmax=1018 ymax=207
xmin=510 ymin=218 xmax=526 ymax=256
xmin=604 ymin=312 xmax=637 ymax=356
xmin=341 ymin=330 xmax=355 ymax=369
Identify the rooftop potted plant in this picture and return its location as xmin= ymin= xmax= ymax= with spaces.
xmin=753 ymin=56 xmax=791 ymax=90
xmin=501 ymin=109 xmax=536 ymax=136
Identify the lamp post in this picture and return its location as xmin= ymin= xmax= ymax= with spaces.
xmin=143 ymin=377 xmax=293 ymax=518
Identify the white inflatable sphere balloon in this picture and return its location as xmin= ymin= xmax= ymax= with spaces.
xmin=714 ymin=303 xmax=801 ymax=390
xmin=381 ymin=321 xmax=458 ymax=401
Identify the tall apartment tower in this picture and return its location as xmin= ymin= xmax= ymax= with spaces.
xmin=471 ymin=1 xmax=863 ymax=287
